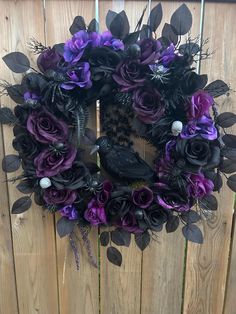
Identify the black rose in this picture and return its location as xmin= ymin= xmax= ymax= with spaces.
xmin=175 ymin=136 xmax=220 ymax=172
xmin=137 ymin=205 xmax=168 ymax=231
xmin=13 ymin=131 xmax=40 ymax=159
xmin=105 ymin=190 xmax=133 ymax=221
xmin=51 ymin=161 xmax=88 ymax=190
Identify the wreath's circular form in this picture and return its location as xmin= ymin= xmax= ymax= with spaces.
xmin=1 ymin=5 xmax=236 ymax=267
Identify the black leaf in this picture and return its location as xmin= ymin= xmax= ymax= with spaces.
xmin=179 ymin=42 xmax=200 ymax=56
xmin=106 ymin=10 xmax=117 ymax=30
xmin=111 ymin=228 xmax=131 ymax=247
xmin=217 ymin=112 xmax=236 ymax=128
xmin=227 ymin=174 xmax=236 ymax=192
xmin=88 ymin=19 xmax=99 ymax=32
xmin=6 ymin=84 xmax=25 ymax=104
xmin=2 ymin=154 xmax=21 ymax=172
xmin=204 ymin=80 xmax=230 ymax=98
xmin=182 ymin=224 xmax=203 ymax=244
xmin=166 ymin=215 xmax=179 ymax=233
xmin=149 ymin=3 xmax=163 ymax=32
xmin=162 ymin=23 xmax=178 ymax=46
xmin=100 ymin=231 xmax=109 ymax=246
xmin=222 ymin=147 xmax=236 ymax=161
xmin=170 ymin=4 xmax=192 ymax=35
xmin=81 ymin=128 xmax=96 ymax=146
xmin=53 ymin=43 xmax=65 ymax=56
xmin=123 ymin=31 xmax=140 ymax=46
xmin=140 ymin=24 xmax=151 ymax=40
xmin=107 ymin=246 xmax=122 ymax=266
xmin=57 ymin=217 xmax=76 ymax=238
xmin=0 ymin=107 xmax=17 ymax=125
xmin=34 ymin=190 xmax=44 ymax=206
xmin=135 ymin=231 xmax=150 ymax=251
xmin=135 ymin=4 xmax=147 ymax=31
xmin=84 ymin=162 xmax=100 ymax=174
xmin=16 ymin=180 xmax=35 ymax=194
xmin=181 ymin=210 xmax=201 ymax=224
xmin=110 ymin=11 xmax=130 ymax=39
xmin=200 ymin=195 xmax=218 ymax=211
xmin=3 ymin=52 xmax=30 ymax=73
xmin=220 ymin=159 xmax=236 ymax=174
xmin=222 ymin=134 xmax=236 ymax=148
xmin=212 ymin=172 xmax=223 ymax=191
xmin=69 ymin=16 xmax=86 ymax=35
xmin=12 ymin=196 xmax=32 ymax=214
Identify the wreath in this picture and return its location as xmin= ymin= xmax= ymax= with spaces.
xmin=1 ymin=4 xmax=236 ymax=268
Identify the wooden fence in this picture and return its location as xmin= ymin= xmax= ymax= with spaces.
xmin=0 ymin=0 xmax=235 ymax=313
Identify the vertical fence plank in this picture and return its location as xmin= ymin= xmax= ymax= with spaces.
xmin=0 ymin=1 xmax=59 ymax=313
xmin=44 ymin=1 xmax=99 ymax=313
xmin=0 ymin=124 xmax=18 ymax=314
xmin=99 ymin=1 xmax=149 ymax=313
xmin=183 ymin=2 xmax=236 ymax=314
xmin=140 ymin=2 xmax=202 ymax=314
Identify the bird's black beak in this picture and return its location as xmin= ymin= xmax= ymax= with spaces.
xmin=90 ymin=145 xmax=99 ymax=155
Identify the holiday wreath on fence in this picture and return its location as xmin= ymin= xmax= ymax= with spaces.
xmin=0 ymin=4 xmax=236 ymax=268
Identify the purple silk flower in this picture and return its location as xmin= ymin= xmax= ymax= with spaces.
xmin=60 ymin=205 xmax=79 ymax=220
xmin=61 ymin=62 xmax=92 ymax=90
xmin=181 ymin=115 xmax=217 ymax=140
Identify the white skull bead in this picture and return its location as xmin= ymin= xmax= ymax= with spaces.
xmin=171 ymin=121 xmax=183 ymax=136
xmin=39 ymin=177 xmax=52 ymax=189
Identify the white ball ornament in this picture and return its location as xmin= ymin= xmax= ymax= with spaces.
xmin=39 ymin=177 xmax=52 ymax=189
xmin=171 ymin=121 xmax=183 ymax=136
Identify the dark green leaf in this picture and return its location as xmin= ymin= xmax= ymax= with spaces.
xmin=12 ymin=196 xmax=32 ymax=214
xmin=222 ymin=147 xmax=236 ymax=161
xmin=106 ymin=10 xmax=117 ymax=30
xmin=135 ymin=231 xmax=150 ymax=251
xmin=69 ymin=16 xmax=86 ymax=34
xmin=88 ymin=18 xmax=99 ymax=32
xmin=2 ymin=154 xmax=21 ymax=172
xmin=166 ymin=215 xmax=179 ymax=233
xmin=16 ymin=180 xmax=35 ymax=194
xmin=200 ymin=195 xmax=218 ymax=211
xmin=204 ymin=80 xmax=230 ymax=98
xmin=3 ymin=52 xmax=30 ymax=73
xmin=217 ymin=112 xmax=236 ymax=128
xmin=110 ymin=11 xmax=130 ymax=39
xmin=107 ymin=246 xmax=122 ymax=266
xmin=181 ymin=210 xmax=201 ymax=224
xmin=222 ymin=134 xmax=236 ymax=148
xmin=57 ymin=217 xmax=76 ymax=238
xmin=220 ymin=159 xmax=236 ymax=174
xmin=170 ymin=4 xmax=192 ymax=35
xmin=162 ymin=23 xmax=178 ymax=46
xmin=100 ymin=231 xmax=109 ymax=246
xmin=227 ymin=174 xmax=236 ymax=192
xmin=111 ymin=228 xmax=131 ymax=247
xmin=0 ymin=107 xmax=17 ymax=125
xmin=182 ymin=224 xmax=203 ymax=244
xmin=149 ymin=3 xmax=163 ymax=32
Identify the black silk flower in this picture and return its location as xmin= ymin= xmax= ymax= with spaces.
xmin=13 ymin=131 xmax=40 ymax=159
xmin=51 ymin=161 xmax=88 ymax=190
xmin=105 ymin=191 xmax=133 ymax=220
xmin=137 ymin=204 xmax=168 ymax=231
xmin=175 ymin=136 xmax=221 ymax=172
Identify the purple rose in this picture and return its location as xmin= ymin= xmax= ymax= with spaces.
xmin=96 ymin=180 xmax=113 ymax=206
xmin=132 ymin=186 xmax=153 ymax=208
xmin=187 ymin=173 xmax=214 ymax=198
xmin=159 ymin=43 xmax=176 ymax=66
xmin=37 ymin=48 xmax=62 ymax=73
xmin=156 ymin=183 xmax=190 ymax=212
xmin=117 ymin=212 xmax=142 ymax=233
xmin=188 ymin=90 xmax=213 ymax=120
xmin=61 ymin=62 xmax=92 ymax=90
xmin=133 ymin=87 xmax=164 ymax=124
xmin=64 ymin=30 xmax=100 ymax=63
xmin=34 ymin=144 xmax=77 ymax=177
xmin=59 ymin=205 xmax=78 ymax=220
xmin=27 ymin=108 xmax=68 ymax=144
xmin=138 ymin=38 xmax=161 ymax=64
xmin=181 ymin=115 xmax=217 ymax=140
xmin=84 ymin=198 xmax=107 ymax=225
xmin=100 ymin=31 xmax=124 ymax=50
xmin=113 ymin=60 xmax=146 ymax=92
xmin=43 ymin=188 xmax=77 ymax=205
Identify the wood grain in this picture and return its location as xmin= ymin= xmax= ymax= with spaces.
xmin=44 ymin=1 xmax=99 ymax=313
xmin=0 ymin=1 xmax=59 ymax=313
xmin=183 ymin=3 xmax=236 ymax=314
xmin=140 ymin=2 xmax=202 ymax=314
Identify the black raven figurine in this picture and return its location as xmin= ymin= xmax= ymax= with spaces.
xmin=90 ymin=136 xmax=155 ymax=182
